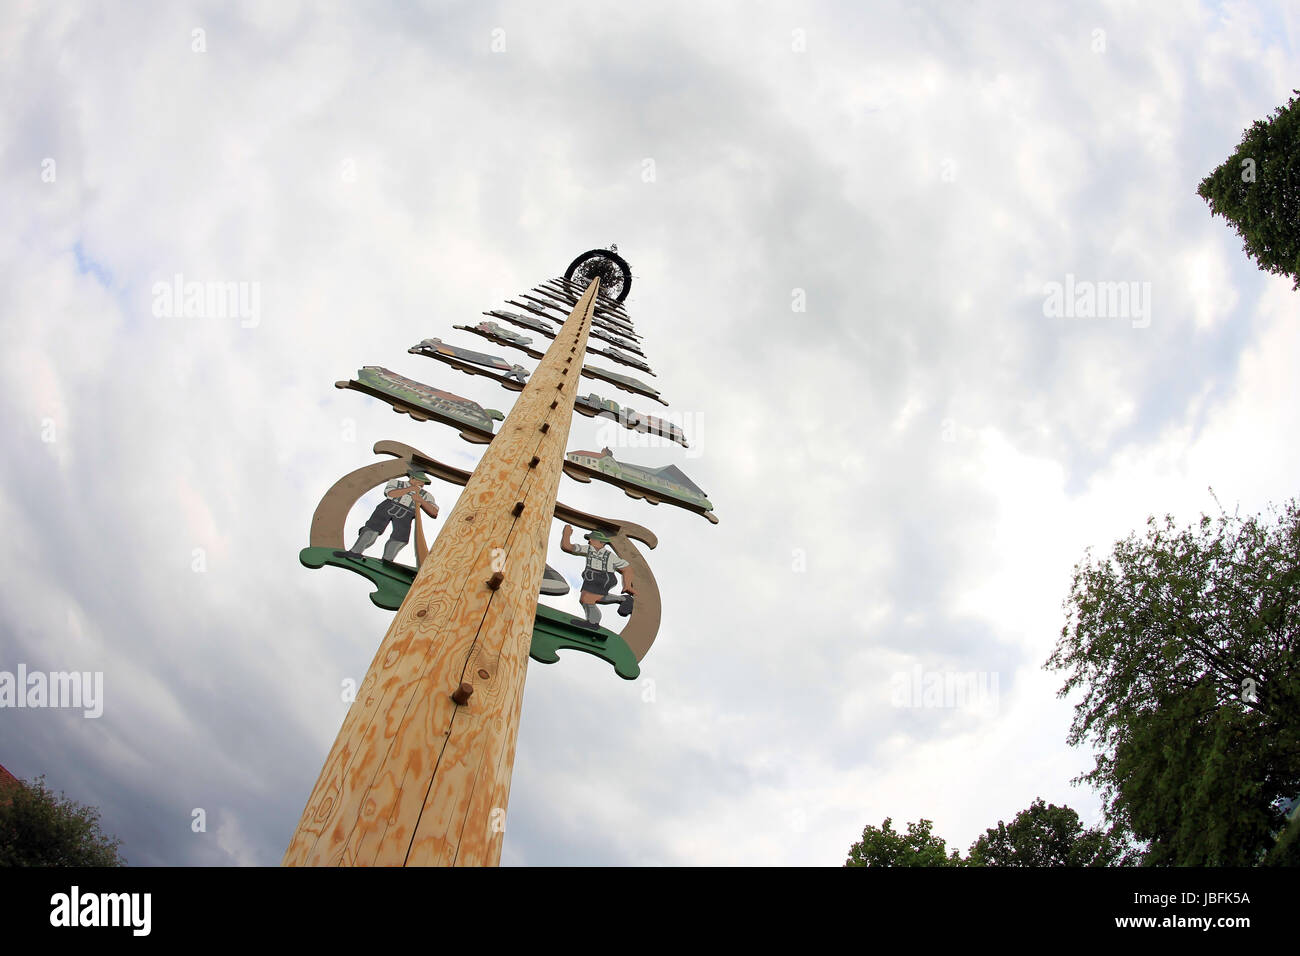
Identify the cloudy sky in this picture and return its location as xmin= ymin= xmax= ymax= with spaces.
xmin=1 ymin=0 xmax=1297 ymax=866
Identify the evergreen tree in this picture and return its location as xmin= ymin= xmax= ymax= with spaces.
xmin=1197 ymin=92 xmax=1300 ymax=290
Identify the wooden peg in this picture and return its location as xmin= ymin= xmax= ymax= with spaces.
xmin=540 ymin=422 xmax=550 ymax=433
xmin=512 ymin=501 xmax=524 ymax=516
xmin=487 ymin=570 xmax=504 ymax=590
xmin=451 ymin=682 xmax=473 ymax=706
xmin=529 ymin=455 xmax=540 ymax=468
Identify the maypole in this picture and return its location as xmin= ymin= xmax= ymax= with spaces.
xmin=286 ymin=248 xmax=716 ymax=865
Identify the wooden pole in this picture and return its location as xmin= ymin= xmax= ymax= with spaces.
xmin=284 ymin=278 xmax=602 ymax=866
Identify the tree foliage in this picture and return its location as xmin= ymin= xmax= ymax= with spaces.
xmin=0 ymin=775 xmax=125 ymax=867
xmin=1107 ymin=678 xmax=1293 ymax=864
xmin=1263 ymin=813 xmax=1300 ymax=866
xmin=845 ymin=817 xmax=966 ymax=867
xmin=1047 ymin=501 xmax=1300 ymax=865
xmin=846 ymin=801 xmax=1132 ymax=867
xmin=1197 ymin=91 xmax=1300 ymax=290
xmin=968 ymin=798 xmax=1133 ymax=867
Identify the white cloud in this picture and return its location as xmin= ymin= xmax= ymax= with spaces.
xmin=0 ymin=0 xmax=1296 ymax=867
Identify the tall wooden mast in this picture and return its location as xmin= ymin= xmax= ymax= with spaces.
xmin=284 ymin=278 xmax=601 ymax=866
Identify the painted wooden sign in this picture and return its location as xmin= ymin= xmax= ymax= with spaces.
xmin=337 ymin=367 xmax=503 ymax=443
xmin=625 ymin=408 xmax=688 ymax=446
xmin=454 ymin=321 xmax=544 ymax=360
xmin=540 ymin=284 xmax=636 ymax=332
xmin=513 ymin=295 xmax=641 ymax=344
xmin=594 ymin=321 xmax=639 ymax=344
xmin=528 ymin=296 xmax=639 ymax=342
xmin=581 ymin=364 xmax=667 ymax=406
xmin=463 ymin=319 xmax=532 ymax=347
xmin=573 ymin=391 xmax=689 ymax=447
xmin=589 ymin=327 xmax=644 ymax=355
xmin=564 ymin=447 xmax=717 ymax=523
xmin=589 ymin=344 xmax=654 ymax=374
xmin=506 ymin=299 xmax=563 ymax=323
xmin=530 ymin=287 xmax=639 ymax=337
xmin=518 ymin=293 xmax=572 ymax=318
xmin=573 ymin=391 xmax=621 ymax=420
xmin=507 ymin=299 xmax=605 ymax=335
xmin=528 ymin=286 xmax=579 ymax=312
xmin=409 ymin=337 xmax=530 ymax=391
xmin=484 ymin=309 xmax=557 ymax=338
xmin=297 ymin=439 xmax=666 ymax=673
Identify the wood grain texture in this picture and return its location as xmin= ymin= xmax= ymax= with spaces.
xmin=284 ymin=279 xmax=602 ymax=867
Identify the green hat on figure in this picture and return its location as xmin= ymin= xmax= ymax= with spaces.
xmin=584 ymin=530 xmax=613 ymax=543
xmin=407 ymin=468 xmax=431 ymax=482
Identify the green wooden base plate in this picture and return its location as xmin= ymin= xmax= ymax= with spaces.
xmin=529 ymin=603 xmax=639 ymax=680
xmin=300 ymin=547 xmax=639 ymax=680
xmin=300 ymin=547 xmax=417 ymax=610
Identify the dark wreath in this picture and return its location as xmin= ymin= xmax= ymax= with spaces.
xmin=564 ymin=248 xmax=632 ymax=303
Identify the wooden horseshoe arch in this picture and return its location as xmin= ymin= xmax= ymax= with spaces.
xmin=307 ymin=440 xmax=663 ymax=662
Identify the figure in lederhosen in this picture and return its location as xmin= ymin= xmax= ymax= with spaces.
xmin=560 ymin=524 xmax=635 ymax=631
xmin=337 ymin=468 xmax=439 ymax=564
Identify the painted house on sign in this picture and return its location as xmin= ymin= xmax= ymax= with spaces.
xmin=565 ymin=447 xmax=713 ymax=511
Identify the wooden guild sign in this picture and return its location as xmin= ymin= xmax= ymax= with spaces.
xmin=297 ymin=440 xmax=666 ymax=677
xmin=564 ymin=446 xmax=717 ymax=523
xmin=454 ymin=321 xmax=545 ymax=360
xmin=462 ymin=319 xmax=534 ymax=347
xmin=505 ymin=298 xmax=565 ymax=325
xmin=574 ymin=392 xmax=689 ymax=447
xmin=409 ymin=337 xmax=531 ymax=390
xmin=581 ymin=364 xmax=667 ymax=406
xmin=517 ymin=292 xmax=639 ymax=340
xmin=589 ymin=327 xmax=644 ymax=356
xmin=484 ymin=309 xmax=557 ymax=338
xmin=589 ymin=344 xmax=654 ymax=374
xmin=540 ymin=279 xmax=635 ymax=328
xmin=543 ymin=276 xmax=633 ymax=314
xmin=337 ymin=366 xmax=503 ymax=444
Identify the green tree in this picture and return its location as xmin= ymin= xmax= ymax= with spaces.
xmin=968 ymin=798 xmax=1135 ymax=867
xmin=0 ymin=775 xmax=125 ymax=866
xmin=844 ymin=817 xmax=966 ymax=867
xmin=1107 ymin=678 xmax=1293 ymax=864
xmin=1263 ymin=813 xmax=1300 ymax=866
xmin=1047 ymin=501 xmax=1300 ymax=865
xmin=1197 ymin=91 xmax=1300 ymax=290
